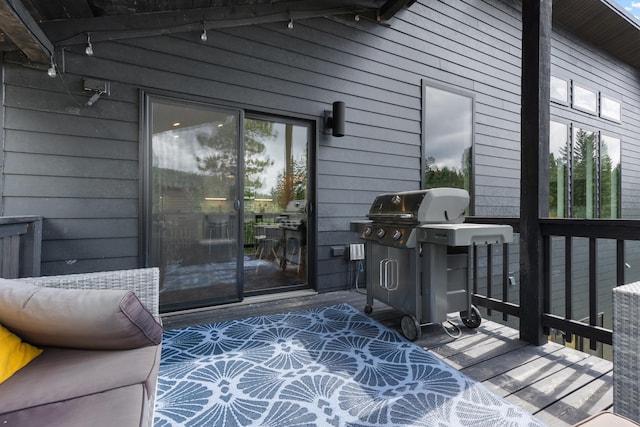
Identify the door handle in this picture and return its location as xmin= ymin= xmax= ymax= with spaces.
xmin=234 ymin=199 xmax=240 ymax=212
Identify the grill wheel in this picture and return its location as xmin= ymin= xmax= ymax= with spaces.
xmin=401 ymin=315 xmax=422 ymax=341
xmin=460 ymin=305 xmax=482 ymax=328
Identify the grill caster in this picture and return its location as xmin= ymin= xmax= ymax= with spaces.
xmin=401 ymin=315 xmax=422 ymax=341
xmin=364 ymin=305 xmax=373 ymax=315
xmin=460 ymin=305 xmax=482 ymax=329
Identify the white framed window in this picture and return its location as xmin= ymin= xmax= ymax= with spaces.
xmin=550 ymin=76 xmax=569 ymax=105
xmin=572 ymin=84 xmax=598 ymax=115
xmin=600 ymin=94 xmax=622 ymax=122
xmin=549 ymin=121 xmax=621 ymax=219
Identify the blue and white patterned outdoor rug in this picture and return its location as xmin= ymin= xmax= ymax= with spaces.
xmin=154 ymin=303 xmax=545 ymax=426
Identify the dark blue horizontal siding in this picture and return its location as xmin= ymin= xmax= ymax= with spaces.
xmin=1 ymin=0 xmax=640 ymax=292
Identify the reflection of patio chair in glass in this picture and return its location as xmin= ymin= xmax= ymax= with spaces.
xmin=255 ymin=224 xmax=283 ymax=272
xmin=201 ymin=215 xmax=233 ymax=260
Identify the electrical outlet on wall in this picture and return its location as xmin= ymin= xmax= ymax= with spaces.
xmin=349 ymin=244 xmax=365 ymax=260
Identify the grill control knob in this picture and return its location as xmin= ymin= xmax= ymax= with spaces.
xmin=363 ymin=225 xmax=372 ymax=237
xmin=392 ymin=229 xmax=403 ymax=241
xmin=376 ymin=228 xmax=386 ymax=239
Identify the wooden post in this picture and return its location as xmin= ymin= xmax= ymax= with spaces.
xmin=520 ymin=0 xmax=551 ymax=345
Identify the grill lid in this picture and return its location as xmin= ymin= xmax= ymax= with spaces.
xmin=284 ymin=200 xmax=306 ymax=213
xmin=367 ymin=188 xmax=469 ymax=224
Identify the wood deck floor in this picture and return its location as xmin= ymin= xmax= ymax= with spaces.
xmin=161 ymin=289 xmax=614 ymax=426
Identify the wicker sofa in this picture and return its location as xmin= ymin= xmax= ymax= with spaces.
xmin=0 ymin=268 xmax=163 ymax=427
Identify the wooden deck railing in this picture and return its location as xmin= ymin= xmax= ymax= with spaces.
xmin=0 ymin=216 xmax=43 ymax=278
xmin=467 ymin=216 xmax=640 ymax=351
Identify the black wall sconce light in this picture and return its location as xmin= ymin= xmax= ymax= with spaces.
xmin=324 ymin=101 xmax=346 ymax=137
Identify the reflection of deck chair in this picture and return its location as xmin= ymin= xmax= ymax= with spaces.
xmin=254 ymin=225 xmax=283 ymax=272
xmin=254 ymin=234 xmax=267 ymax=272
xmin=201 ymin=216 xmax=233 ymax=260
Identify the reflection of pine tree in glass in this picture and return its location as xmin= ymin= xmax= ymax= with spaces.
xmin=244 ymin=120 xmax=276 ymax=195
xmin=274 ymin=153 xmax=307 ymax=210
xmin=600 ymin=142 xmax=621 ymax=218
xmin=549 ymin=146 xmax=568 ymax=218
xmin=549 ymin=133 xmax=621 ymax=219
xmin=572 ymin=129 xmax=597 ymax=218
xmin=424 ymin=147 xmax=472 ymax=191
xmin=195 ymin=119 xmax=274 ymax=196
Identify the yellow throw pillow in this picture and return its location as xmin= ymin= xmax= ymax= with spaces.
xmin=0 ymin=323 xmax=43 ymax=384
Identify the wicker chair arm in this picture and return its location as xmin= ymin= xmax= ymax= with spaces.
xmin=14 ymin=268 xmax=160 ymax=316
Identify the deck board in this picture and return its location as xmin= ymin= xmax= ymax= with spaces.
xmin=161 ymin=289 xmax=613 ymax=425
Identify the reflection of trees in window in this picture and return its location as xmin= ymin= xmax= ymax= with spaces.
xmin=549 ymin=124 xmax=621 ymax=219
xmin=274 ymin=152 xmax=307 ymax=210
xmin=572 ymin=128 xmax=597 ymax=218
xmin=244 ymin=120 xmax=276 ymax=196
xmin=600 ymin=136 xmax=621 ymax=218
xmin=549 ymin=121 xmax=568 ymax=217
xmin=423 ymin=83 xmax=473 ymax=199
xmin=196 ymin=119 xmax=274 ymax=201
xmin=242 ymin=120 xmax=308 ymax=213
xmin=424 ymin=147 xmax=471 ymax=190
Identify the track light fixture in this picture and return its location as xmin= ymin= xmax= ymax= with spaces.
xmin=47 ymin=56 xmax=56 ymax=78
xmin=287 ymin=18 xmax=294 ymax=29
xmin=83 ymin=78 xmax=111 ymax=107
xmin=85 ymin=33 xmax=93 ymax=56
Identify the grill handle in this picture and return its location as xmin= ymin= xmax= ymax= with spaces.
xmin=379 ymin=258 xmax=399 ymax=291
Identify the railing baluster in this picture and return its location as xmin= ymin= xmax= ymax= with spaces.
xmin=589 ymin=238 xmax=597 ymax=351
xmin=617 ymin=239 xmax=625 ymax=287
xmin=543 ymin=234 xmax=551 ymax=337
xmin=565 ymin=236 xmax=572 ymax=343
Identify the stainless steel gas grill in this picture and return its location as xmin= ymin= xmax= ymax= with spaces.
xmin=354 ymin=188 xmax=513 ymax=341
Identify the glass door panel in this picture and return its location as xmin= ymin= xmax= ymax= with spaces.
xmin=243 ymin=118 xmax=309 ymax=294
xmin=150 ymin=99 xmax=241 ymax=312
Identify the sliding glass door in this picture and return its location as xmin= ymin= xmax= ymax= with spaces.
xmin=148 ymin=97 xmax=242 ymax=312
xmin=145 ymin=97 xmax=312 ymax=313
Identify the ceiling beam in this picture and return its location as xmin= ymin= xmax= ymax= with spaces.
xmin=379 ymin=0 xmax=415 ymax=21
xmin=0 ymin=0 xmax=53 ymax=63
xmin=41 ymin=1 xmax=385 ymax=46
